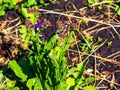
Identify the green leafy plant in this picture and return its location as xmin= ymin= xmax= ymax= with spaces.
xmin=80 ymin=35 xmax=98 ymax=53
xmin=0 ymin=70 xmax=20 ymax=90
xmin=0 ymin=6 xmax=5 ymax=16
xmin=87 ymin=0 xmax=120 ymax=15
xmin=0 ymin=0 xmax=56 ymax=16
xmin=0 ymin=0 xmax=22 ymax=16
xmin=1 ymin=30 xmax=96 ymax=90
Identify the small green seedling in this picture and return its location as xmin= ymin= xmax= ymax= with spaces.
xmin=97 ymin=37 xmax=103 ymax=43
xmin=107 ymin=41 xmax=112 ymax=46
xmin=86 ymin=36 xmax=94 ymax=42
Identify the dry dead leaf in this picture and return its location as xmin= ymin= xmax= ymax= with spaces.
xmin=101 ymin=71 xmax=111 ymax=76
xmin=0 ymin=21 xmax=7 ymax=31
xmin=0 ymin=57 xmax=9 ymax=66
xmin=110 ymin=73 xmax=115 ymax=90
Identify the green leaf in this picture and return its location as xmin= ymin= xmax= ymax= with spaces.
xmin=117 ymin=8 xmax=120 ymax=15
xmin=3 ymin=0 xmax=10 ymax=3
xmin=73 ymin=72 xmax=79 ymax=78
xmin=82 ymin=86 xmax=96 ymax=90
xmin=115 ymin=5 xmax=119 ymax=11
xmin=76 ymin=62 xmax=86 ymax=82
xmin=98 ymin=4 xmax=103 ymax=10
xmin=67 ymin=67 xmax=76 ymax=77
xmin=20 ymin=25 xmax=27 ymax=34
xmin=40 ymin=0 xmax=45 ymax=5
xmin=0 ymin=0 xmax=2 ymax=4
xmin=20 ymin=7 xmax=35 ymax=22
xmin=83 ymin=77 xmax=95 ymax=86
xmin=77 ymin=62 xmax=84 ymax=71
xmin=107 ymin=41 xmax=112 ymax=46
xmin=91 ymin=45 xmax=98 ymax=52
xmin=104 ymin=0 xmax=113 ymax=4
xmin=22 ymin=0 xmax=37 ymax=7
xmin=9 ymin=0 xmax=22 ymax=5
xmin=27 ymin=78 xmax=43 ymax=90
xmin=74 ymin=78 xmax=84 ymax=90
xmin=27 ymin=0 xmax=37 ymax=7
xmin=34 ymin=79 xmax=43 ymax=90
xmin=6 ymin=87 xmax=20 ymax=90
xmin=88 ymin=0 xmax=94 ymax=4
xmin=97 ymin=37 xmax=102 ymax=42
xmin=0 ymin=6 xmax=5 ymax=16
xmin=45 ymin=34 xmax=58 ymax=50
xmin=0 ymin=71 xmax=3 ymax=81
xmin=45 ymin=82 xmax=51 ymax=90
xmin=6 ymin=79 xmax=16 ymax=87
xmin=66 ymin=77 xmax=75 ymax=90
xmin=8 ymin=60 xmax=27 ymax=81
xmin=26 ymin=78 xmax=36 ymax=90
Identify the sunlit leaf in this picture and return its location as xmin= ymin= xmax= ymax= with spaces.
xmin=34 ymin=79 xmax=43 ymax=90
xmin=6 ymin=86 xmax=20 ymax=90
xmin=0 ymin=6 xmax=5 ymax=16
xmin=40 ymin=0 xmax=45 ymax=5
xmin=0 ymin=71 xmax=3 ymax=81
xmin=77 ymin=62 xmax=84 ymax=71
xmin=20 ymin=25 xmax=27 ymax=34
xmin=67 ymin=67 xmax=76 ymax=77
xmin=83 ymin=77 xmax=95 ymax=85
xmin=104 ymin=0 xmax=113 ymax=4
xmin=8 ymin=60 xmax=27 ymax=81
xmin=26 ymin=78 xmax=36 ymax=90
xmin=117 ymin=8 xmax=120 ymax=15
xmin=0 ymin=0 xmax=2 ymax=4
xmin=82 ymin=86 xmax=96 ymax=90
xmin=6 ymin=79 xmax=16 ymax=87
xmin=9 ymin=0 xmax=22 ymax=5
xmin=45 ymin=82 xmax=51 ymax=90
xmin=27 ymin=0 xmax=37 ymax=7
xmin=66 ymin=77 xmax=75 ymax=90
xmin=20 ymin=7 xmax=35 ymax=22
xmin=73 ymin=72 xmax=79 ymax=78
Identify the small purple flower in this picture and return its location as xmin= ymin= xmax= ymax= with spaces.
xmin=37 ymin=20 xmax=43 ymax=25
xmin=58 ymin=31 xmax=63 ymax=37
xmin=25 ymin=18 xmax=51 ymax=30
xmin=31 ymin=25 xmax=34 ymax=28
xmin=34 ymin=8 xmax=37 ymax=12
xmin=37 ymin=20 xmax=43 ymax=28
xmin=35 ymin=23 xmax=39 ymax=30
